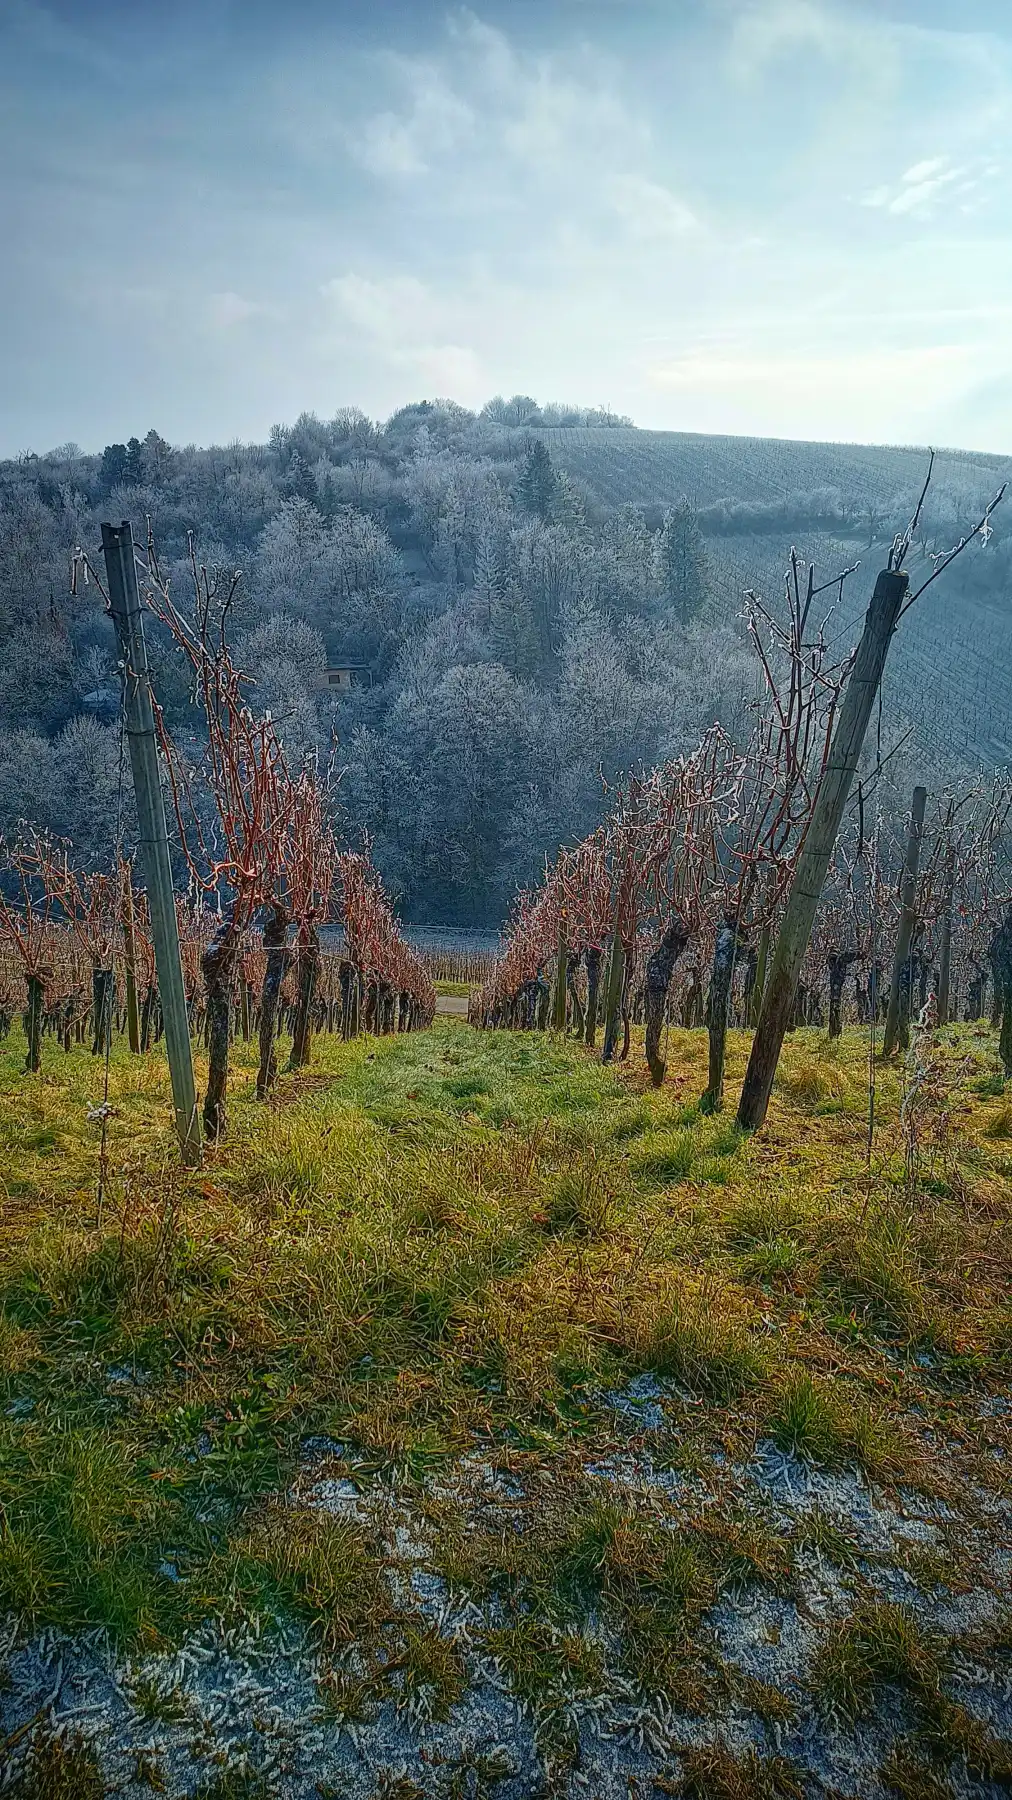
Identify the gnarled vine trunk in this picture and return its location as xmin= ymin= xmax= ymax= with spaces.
xmin=24 ymin=971 xmax=48 ymax=1074
xmin=202 ymin=907 xmax=242 ymax=1139
xmin=91 ymin=965 xmax=115 ymax=1057
xmin=702 ymin=921 xmax=741 ymax=1112
xmin=602 ymin=936 xmax=626 ymax=1063
xmin=826 ymin=950 xmax=858 ymax=1040
xmin=257 ymin=901 xmax=293 ymax=1100
xmin=584 ymin=946 xmax=603 ymax=1047
xmin=644 ymin=916 xmax=690 ymax=1087
xmin=288 ymin=921 xmax=321 ymax=1070
xmin=140 ymin=983 xmax=157 ymax=1052
xmin=566 ymin=952 xmax=585 ymax=1039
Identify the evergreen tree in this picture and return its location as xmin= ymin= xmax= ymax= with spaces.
xmin=658 ymin=496 xmax=709 ymax=622
xmin=140 ymin=428 xmax=173 ymax=485
xmin=99 ymin=443 xmax=129 ymax=493
xmin=122 ymin=436 xmax=144 ymax=486
xmin=552 ymin=469 xmax=588 ymax=533
xmin=472 ymin=527 xmax=504 ymax=628
xmin=489 ymin=575 xmax=540 ymax=680
xmin=517 ymin=438 xmax=558 ymax=522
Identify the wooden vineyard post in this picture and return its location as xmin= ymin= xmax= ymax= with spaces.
xmin=737 ymin=568 xmax=909 ymax=1132
xmin=749 ymin=924 xmax=770 ymax=1028
xmin=121 ymin=857 xmax=141 ymax=1054
xmin=883 ymin=785 xmax=927 ymax=1056
xmin=936 ymin=836 xmax=956 ymax=1027
xmin=102 ymin=522 xmax=201 ymax=1164
xmin=552 ymin=919 xmax=568 ymax=1032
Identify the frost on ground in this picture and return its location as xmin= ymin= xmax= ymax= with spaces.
xmin=2 ymin=1378 xmax=1010 ymax=1799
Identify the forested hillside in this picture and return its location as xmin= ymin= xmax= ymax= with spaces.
xmin=1 ymin=397 xmax=1008 ymax=923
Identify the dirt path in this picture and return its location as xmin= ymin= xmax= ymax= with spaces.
xmin=435 ymin=992 xmax=469 ymax=1017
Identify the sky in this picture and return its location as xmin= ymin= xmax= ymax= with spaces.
xmin=2 ymin=0 xmax=1011 ymax=456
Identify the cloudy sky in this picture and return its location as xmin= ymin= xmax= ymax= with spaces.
xmin=3 ymin=0 xmax=1011 ymax=455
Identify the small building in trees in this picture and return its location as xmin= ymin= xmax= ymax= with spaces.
xmin=324 ymin=663 xmax=372 ymax=692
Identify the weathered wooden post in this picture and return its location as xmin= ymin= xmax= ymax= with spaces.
xmin=121 ymin=857 xmax=141 ymax=1053
xmin=552 ymin=919 xmax=568 ymax=1032
xmin=748 ymin=924 xmax=770 ymax=1027
xmin=102 ymin=521 xmax=201 ymax=1163
xmin=737 ymin=568 xmax=909 ymax=1132
xmin=882 ymin=785 xmax=927 ymax=1055
xmin=936 ymin=835 xmax=956 ymax=1027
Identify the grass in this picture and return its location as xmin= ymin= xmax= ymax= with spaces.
xmin=658 ymin=1746 xmax=807 ymax=1799
xmin=809 ymin=1599 xmax=1012 ymax=1783
xmin=627 ymin=1281 xmax=769 ymax=1400
xmin=218 ymin=1506 xmax=389 ymax=1648
xmin=809 ymin=1599 xmax=945 ymax=1718
xmin=0 ymin=1015 xmax=1008 ymax=1718
xmin=766 ymin=1368 xmax=902 ymax=1474
xmin=6 ymin=1731 xmax=106 ymax=1800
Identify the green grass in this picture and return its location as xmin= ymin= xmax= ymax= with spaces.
xmin=809 ymin=1600 xmax=944 ymax=1718
xmin=766 ymin=1369 xmax=902 ymax=1475
xmin=0 ymin=1017 xmax=1008 ymax=1672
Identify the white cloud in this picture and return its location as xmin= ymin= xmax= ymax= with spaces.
xmin=728 ymin=0 xmax=893 ymax=92
xmin=356 ymin=9 xmax=646 ymax=184
xmin=888 ymin=170 xmax=962 ymax=215
xmin=206 ymin=291 xmax=270 ymax=329
xmin=322 ymin=273 xmax=447 ymax=340
xmin=321 ymin=272 xmax=485 ymax=402
xmin=859 ymin=155 xmax=997 ymax=219
xmin=352 ymin=58 xmax=474 ymax=177
xmin=901 ymin=156 xmax=948 ymax=185
xmin=644 ymin=340 xmax=981 ymax=439
xmin=407 ymin=343 xmax=485 ymax=397
xmin=650 ymin=343 xmax=970 ymax=390
xmin=608 ymin=174 xmax=697 ymax=239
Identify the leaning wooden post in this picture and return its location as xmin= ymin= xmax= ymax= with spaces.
xmin=737 ymin=568 xmax=909 ymax=1132
xmin=102 ymin=522 xmax=201 ymax=1164
xmin=935 ymin=836 xmax=956 ymax=1027
xmin=883 ymin=785 xmax=927 ymax=1056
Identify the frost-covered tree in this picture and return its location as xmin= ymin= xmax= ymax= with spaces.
xmin=657 ymin=496 xmax=710 ymax=622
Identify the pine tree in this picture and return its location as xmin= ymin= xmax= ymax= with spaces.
xmin=658 ymin=496 xmax=709 ymax=622
xmin=552 ymin=470 xmax=587 ymax=533
xmin=473 ymin=528 xmax=504 ymax=628
xmin=99 ymin=443 xmax=129 ymax=493
xmin=122 ymin=436 xmax=144 ymax=486
xmin=517 ymin=439 xmax=558 ymax=523
xmin=489 ymin=576 xmax=539 ymax=680
xmin=140 ymin=428 xmax=173 ymax=485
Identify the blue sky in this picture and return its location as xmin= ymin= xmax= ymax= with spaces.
xmin=2 ymin=0 xmax=1011 ymax=454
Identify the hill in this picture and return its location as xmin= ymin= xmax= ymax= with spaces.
xmin=523 ymin=424 xmax=1010 ymax=513
xmin=520 ymin=426 xmax=1012 ymax=777
xmin=1 ymin=402 xmax=1009 ymax=921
